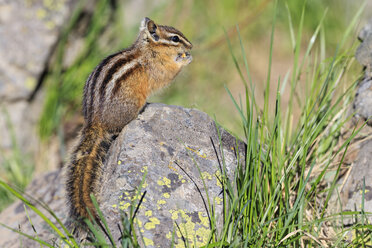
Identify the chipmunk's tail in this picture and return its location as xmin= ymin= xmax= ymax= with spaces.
xmin=66 ymin=123 xmax=114 ymax=223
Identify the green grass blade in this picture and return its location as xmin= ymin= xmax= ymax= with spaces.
xmin=0 ymin=223 xmax=54 ymax=248
xmin=0 ymin=180 xmax=77 ymax=247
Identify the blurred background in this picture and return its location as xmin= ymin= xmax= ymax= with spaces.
xmin=0 ymin=0 xmax=371 ymax=210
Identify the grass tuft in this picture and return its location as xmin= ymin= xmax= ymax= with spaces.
xmin=211 ymin=1 xmax=369 ymax=247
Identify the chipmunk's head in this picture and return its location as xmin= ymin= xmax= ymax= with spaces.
xmin=139 ymin=17 xmax=193 ymax=67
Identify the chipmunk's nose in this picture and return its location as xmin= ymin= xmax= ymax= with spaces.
xmin=176 ymin=52 xmax=192 ymax=64
xmin=181 ymin=52 xmax=191 ymax=58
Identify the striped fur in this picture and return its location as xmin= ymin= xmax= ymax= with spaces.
xmin=66 ymin=17 xmax=192 ymax=226
xmin=67 ymin=123 xmax=114 ymax=221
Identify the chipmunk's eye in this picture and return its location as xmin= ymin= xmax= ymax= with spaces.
xmin=152 ymin=34 xmax=159 ymax=41
xmin=171 ymin=36 xmax=180 ymax=42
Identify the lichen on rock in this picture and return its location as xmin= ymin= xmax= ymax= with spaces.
xmin=0 ymin=103 xmax=245 ymax=247
xmin=98 ymin=103 xmax=245 ymax=247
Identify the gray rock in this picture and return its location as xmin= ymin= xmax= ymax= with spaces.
xmin=353 ymin=78 xmax=372 ymax=126
xmin=0 ymin=170 xmax=66 ymax=248
xmin=355 ymin=34 xmax=372 ymax=69
xmin=0 ymin=0 xmax=74 ymax=101
xmin=339 ymin=139 xmax=372 ymax=225
xmin=0 ymin=0 xmax=75 ymax=167
xmin=0 ymin=91 xmax=44 ymax=159
xmin=98 ymin=103 xmax=244 ymax=247
xmin=329 ymin=15 xmax=372 ymax=231
xmin=356 ymin=18 xmax=372 ymax=74
xmin=354 ymin=19 xmax=372 ymax=126
xmin=358 ymin=18 xmax=372 ymax=41
xmin=0 ymin=104 xmax=245 ymax=247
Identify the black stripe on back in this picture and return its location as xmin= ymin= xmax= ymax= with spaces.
xmin=99 ymin=53 xmax=138 ymax=108
xmin=111 ymin=63 xmax=141 ymax=97
xmin=87 ymin=52 xmax=120 ymax=122
xmin=82 ymin=72 xmax=94 ymax=119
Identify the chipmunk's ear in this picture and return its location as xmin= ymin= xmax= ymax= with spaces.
xmin=140 ymin=17 xmax=159 ymax=41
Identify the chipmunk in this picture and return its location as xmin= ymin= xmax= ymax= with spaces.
xmin=66 ymin=17 xmax=192 ymax=224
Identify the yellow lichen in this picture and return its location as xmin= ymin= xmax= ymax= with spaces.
xmin=144 ymin=217 xmax=160 ymax=230
xmin=134 ymin=217 xmax=142 ymax=228
xmin=145 ymin=210 xmax=152 ymax=217
xmin=43 ymin=0 xmax=54 ymax=8
xmin=117 ymin=160 xmax=122 ymax=165
xmin=119 ymin=202 xmax=130 ymax=210
xmin=215 ymin=196 xmax=223 ymax=205
xmin=215 ymin=170 xmax=222 ymax=188
xmin=59 ymin=240 xmax=70 ymax=248
xmin=25 ymin=77 xmax=36 ymax=90
xmin=45 ymin=20 xmax=55 ymax=30
xmin=195 ymin=227 xmax=211 ymax=247
xmin=201 ymin=172 xmax=212 ymax=180
xmin=163 ymin=193 xmax=170 ymax=198
xmin=175 ymin=241 xmax=184 ymax=248
xmin=170 ymin=209 xmax=211 ymax=247
xmin=36 ymin=8 xmax=47 ymax=19
xmin=157 ymin=176 xmax=171 ymax=187
xmin=179 ymin=210 xmax=195 ymax=235
xmin=360 ymin=189 xmax=370 ymax=194
xmin=131 ymin=192 xmax=145 ymax=201
xmin=142 ymin=181 xmax=148 ymax=188
xmin=198 ymin=212 xmax=209 ymax=228
xmin=166 ymin=231 xmax=172 ymax=240
xmin=170 ymin=210 xmax=179 ymax=220
xmin=143 ymin=237 xmax=154 ymax=246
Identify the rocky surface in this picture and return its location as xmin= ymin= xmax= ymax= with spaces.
xmin=358 ymin=18 xmax=372 ymax=42
xmin=355 ymin=18 xmax=372 ymax=76
xmin=338 ymin=139 xmax=372 ymax=225
xmin=0 ymin=104 xmax=245 ymax=247
xmin=353 ymin=78 xmax=372 ymax=126
xmin=0 ymin=0 xmax=73 ymax=101
xmin=355 ymin=34 xmax=372 ymax=71
xmin=0 ymin=170 xmax=65 ymax=247
xmin=0 ymin=0 xmax=76 ymax=166
xmin=330 ymin=18 xmax=372 ymax=226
